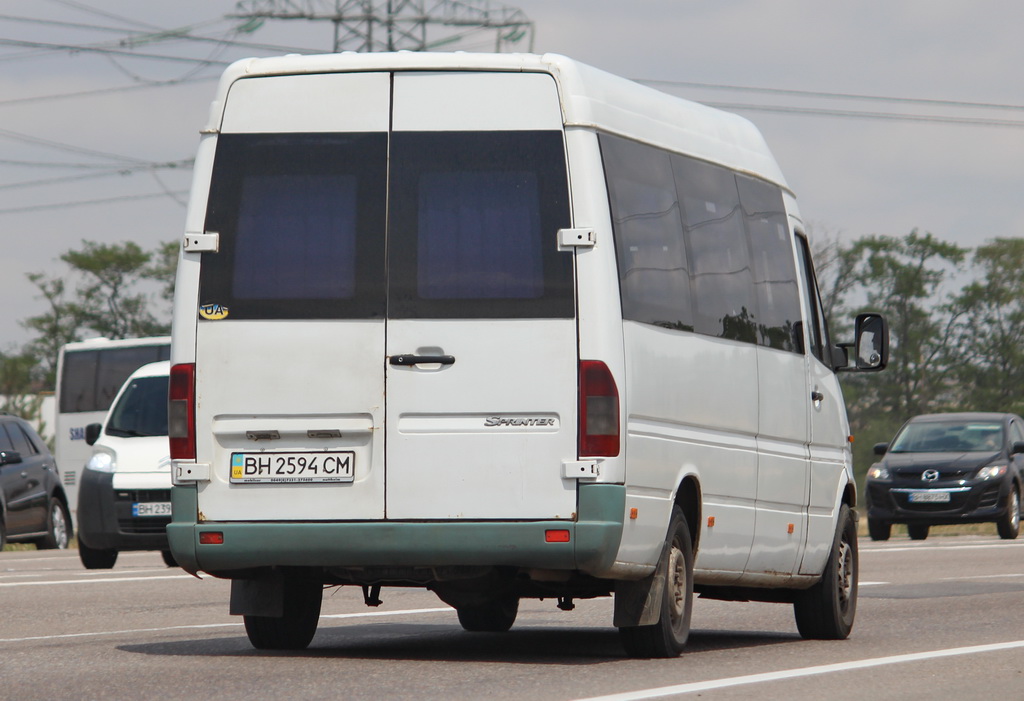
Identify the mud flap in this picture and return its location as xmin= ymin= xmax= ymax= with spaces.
xmin=613 ymin=542 xmax=669 ymax=627
xmin=230 ymin=572 xmax=284 ymax=617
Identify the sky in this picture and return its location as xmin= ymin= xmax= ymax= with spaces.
xmin=2 ymin=0 xmax=1023 ymax=350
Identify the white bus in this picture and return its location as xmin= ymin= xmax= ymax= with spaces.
xmin=167 ymin=52 xmax=887 ymax=657
xmin=55 ymin=336 xmax=170 ymax=526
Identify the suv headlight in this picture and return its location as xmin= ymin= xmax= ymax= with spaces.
xmin=85 ymin=452 xmax=115 ymax=473
xmin=977 ymin=465 xmax=1007 ymax=481
xmin=867 ymin=465 xmax=891 ymax=480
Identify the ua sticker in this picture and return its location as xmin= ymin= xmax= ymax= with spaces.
xmin=199 ymin=303 xmax=229 ymax=320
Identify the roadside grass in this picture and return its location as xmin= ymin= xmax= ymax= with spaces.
xmin=856 ymin=518 xmax=998 ymax=538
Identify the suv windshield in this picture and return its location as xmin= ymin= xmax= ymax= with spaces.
xmin=890 ymin=421 xmax=1003 ymax=453
xmin=105 ymin=376 xmax=169 ymax=438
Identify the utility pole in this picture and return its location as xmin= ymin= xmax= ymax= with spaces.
xmin=230 ymin=0 xmax=534 ymax=53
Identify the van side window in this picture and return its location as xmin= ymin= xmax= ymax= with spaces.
xmin=600 ymin=133 xmax=799 ymax=351
xmin=673 ymin=155 xmax=755 ymax=343
xmin=600 ymin=134 xmax=693 ymax=331
xmin=737 ymin=175 xmax=802 ymax=352
xmin=794 ymin=234 xmax=831 ymax=363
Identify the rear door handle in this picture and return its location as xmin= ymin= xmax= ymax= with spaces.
xmin=389 ymin=354 xmax=455 ymax=366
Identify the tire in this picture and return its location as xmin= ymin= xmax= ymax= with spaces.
xmin=79 ymin=540 xmax=118 ymax=569
xmin=907 ymin=523 xmax=929 ymax=541
xmin=794 ymin=503 xmax=857 ymax=640
xmin=244 ymin=577 xmax=323 ymax=650
xmin=161 ymin=549 xmax=179 ymax=568
xmin=867 ymin=518 xmax=891 ymax=541
xmin=456 ymin=596 xmax=519 ymax=632
xmin=36 ymin=498 xmax=71 ymax=550
xmin=618 ymin=506 xmax=694 ymax=658
xmin=997 ymin=487 xmax=1020 ymax=540
xmin=0 ymin=518 xmax=6 ymax=551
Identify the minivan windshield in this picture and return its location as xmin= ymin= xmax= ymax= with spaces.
xmin=105 ymin=376 xmax=169 ymax=438
xmin=890 ymin=420 xmax=1003 ymax=453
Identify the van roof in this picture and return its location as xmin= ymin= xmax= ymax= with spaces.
xmin=205 ymin=52 xmax=788 ymax=190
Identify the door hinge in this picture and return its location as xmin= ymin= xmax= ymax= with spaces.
xmin=173 ymin=462 xmax=210 ymax=484
xmin=183 ymin=231 xmax=219 ymax=253
xmin=562 ymin=460 xmax=600 ymax=480
xmin=558 ymin=228 xmax=596 ymax=249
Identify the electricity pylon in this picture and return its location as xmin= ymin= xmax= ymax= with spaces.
xmin=230 ymin=0 xmax=534 ymax=53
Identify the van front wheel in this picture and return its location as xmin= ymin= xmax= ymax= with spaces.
xmin=794 ymin=504 xmax=857 ymax=639
xmin=618 ymin=506 xmax=694 ymax=658
xmin=243 ymin=578 xmax=323 ymax=650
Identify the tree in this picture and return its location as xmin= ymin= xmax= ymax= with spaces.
xmin=22 ymin=239 xmax=177 ymax=389
xmin=947 ymin=238 xmax=1024 ymax=415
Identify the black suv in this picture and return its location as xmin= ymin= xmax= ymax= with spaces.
xmin=0 ymin=412 xmax=72 ymax=550
xmin=866 ymin=412 xmax=1024 ymax=541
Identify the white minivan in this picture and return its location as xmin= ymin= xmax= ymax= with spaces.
xmin=167 ymin=52 xmax=888 ymax=657
xmin=78 ymin=361 xmax=175 ymax=569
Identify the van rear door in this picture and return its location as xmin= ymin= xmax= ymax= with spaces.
xmin=384 ymin=72 xmax=576 ymax=519
xmin=193 ymin=70 xmax=577 ymax=523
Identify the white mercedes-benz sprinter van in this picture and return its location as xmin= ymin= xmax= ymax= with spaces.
xmin=167 ymin=52 xmax=888 ymax=657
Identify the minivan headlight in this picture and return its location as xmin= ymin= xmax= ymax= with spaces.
xmin=85 ymin=452 xmax=115 ymax=473
xmin=977 ymin=465 xmax=1007 ymax=481
xmin=867 ymin=465 xmax=890 ymax=480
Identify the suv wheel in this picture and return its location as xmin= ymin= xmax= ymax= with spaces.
xmin=36 ymin=498 xmax=71 ymax=550
xmin=997 ymin=487 xmax=1020 ymax=540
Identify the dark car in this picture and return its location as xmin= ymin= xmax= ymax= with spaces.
xmin=0 ymin=412 xmax=72 ymax=550
xmin=866 ymin=412 xmax=1024 ymax=541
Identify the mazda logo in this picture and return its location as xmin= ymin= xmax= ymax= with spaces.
xmin=921 ymin=469 xmax=940 ymax=482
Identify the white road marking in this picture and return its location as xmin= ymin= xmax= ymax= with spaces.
xmin=0 ymin=574 xmax=193 ymax=587
xmin=574 ymin=640 xmax=1024 ymax=701
xmin=0 ymin=607 xmax=453 ymax=644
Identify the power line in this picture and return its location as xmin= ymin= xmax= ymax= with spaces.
xmin=0 ymin=189 xmax=190 ymax=215
xmin=639 ymin=78 xmax=1024 ymax=113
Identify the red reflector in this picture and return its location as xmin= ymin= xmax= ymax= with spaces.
xmin=199 ymin=532 xmax=224 ymax=545
xmin=545 ymin=529 xmax=571 ymax=543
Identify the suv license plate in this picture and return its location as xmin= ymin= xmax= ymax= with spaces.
xmin=230 ymin=452 xmax=355 ymax=484
xmin=908 ymin=491 xmax=951 ymax=503
xmin=133 ymin=502 xmax=172 ymax=517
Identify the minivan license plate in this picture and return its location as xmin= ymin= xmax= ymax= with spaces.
xmin=230 ymin=452 xmax=355 ymax=484
xmin=908 ymin=491 xmax=951 ymax=503
xmin=133 ymin=502 xmax=172 ymax=517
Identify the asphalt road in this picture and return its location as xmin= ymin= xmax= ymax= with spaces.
xmin=3 ymin=536 xmax=1024 ymax=700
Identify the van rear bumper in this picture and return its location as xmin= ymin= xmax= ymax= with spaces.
xmin=168 ymin=484 xmax=624 ymax=578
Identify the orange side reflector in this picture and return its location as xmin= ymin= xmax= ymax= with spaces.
xmin=545 ymin=529 xmax=571 ymax=543
xmin=199 ymin=532 xmax=224 ymax=545
xmin=707 ymin=516 xmax=716 ymax=527
xmin=629 ymin=508 xmax=639 ymax=520
xmin=787 ymin=523 xmax=795 ymax=534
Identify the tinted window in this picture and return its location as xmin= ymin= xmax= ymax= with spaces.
xmin=388 ymin=131 xmax=573 ymax=318
xmin=673 ymin=155 xmax=757 ymax=343
xmin=601 ymin=134 xmax=693 ymax=331
xmin=795 ymin=235 xmax=832 ymax=363
xmin=891 ymin=421 xmax=1004 ymax=453
xmin=200 ymin=133 xmax=388 ymax=320
xmin=59 ymin=345 xmax=170 ymax=413
xmin=8 ymin=423 xmax=38 ymax=455
xmin=738 ymin=175 xmax=801 ymax=351
xmin=106 ymin=376 xmax=169 ymax=438
xmin=0 ymin=424 xmax=15 ymax=452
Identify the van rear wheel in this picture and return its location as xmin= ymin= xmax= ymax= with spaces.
xmin=456 ymin=595 xmax=519 ymax=632
xmin=618 ymin=506 xmax=694 ymax=658
xmin=794 ymin=504 xmax=857 ymax=639
xmin=243 ymin=578 xmax=323 ymax=650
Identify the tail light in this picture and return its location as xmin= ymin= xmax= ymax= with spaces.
xmin=579 ymin=360 xmax=620 ymax=457
xmin=169 ymin=363 xmax=196 ymax=460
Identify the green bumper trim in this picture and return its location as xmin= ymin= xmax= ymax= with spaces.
xmin=168 ymin=483 xmax=624 ymax=575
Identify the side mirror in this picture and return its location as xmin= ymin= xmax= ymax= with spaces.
xmin=1012 ymin=441 xmax=1024 ymax=456
xmin=838 ymin=312 xmax=889 ymax=372
xmin=854 ymin=313 xmax=889 ymax=370
xmin=873 ymin=442 xmax=889 ymax=456
xmin=85 ymin=423 xmax=103 ymax=446
xmin=0 ymin=450 xmax=23 ymax=466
